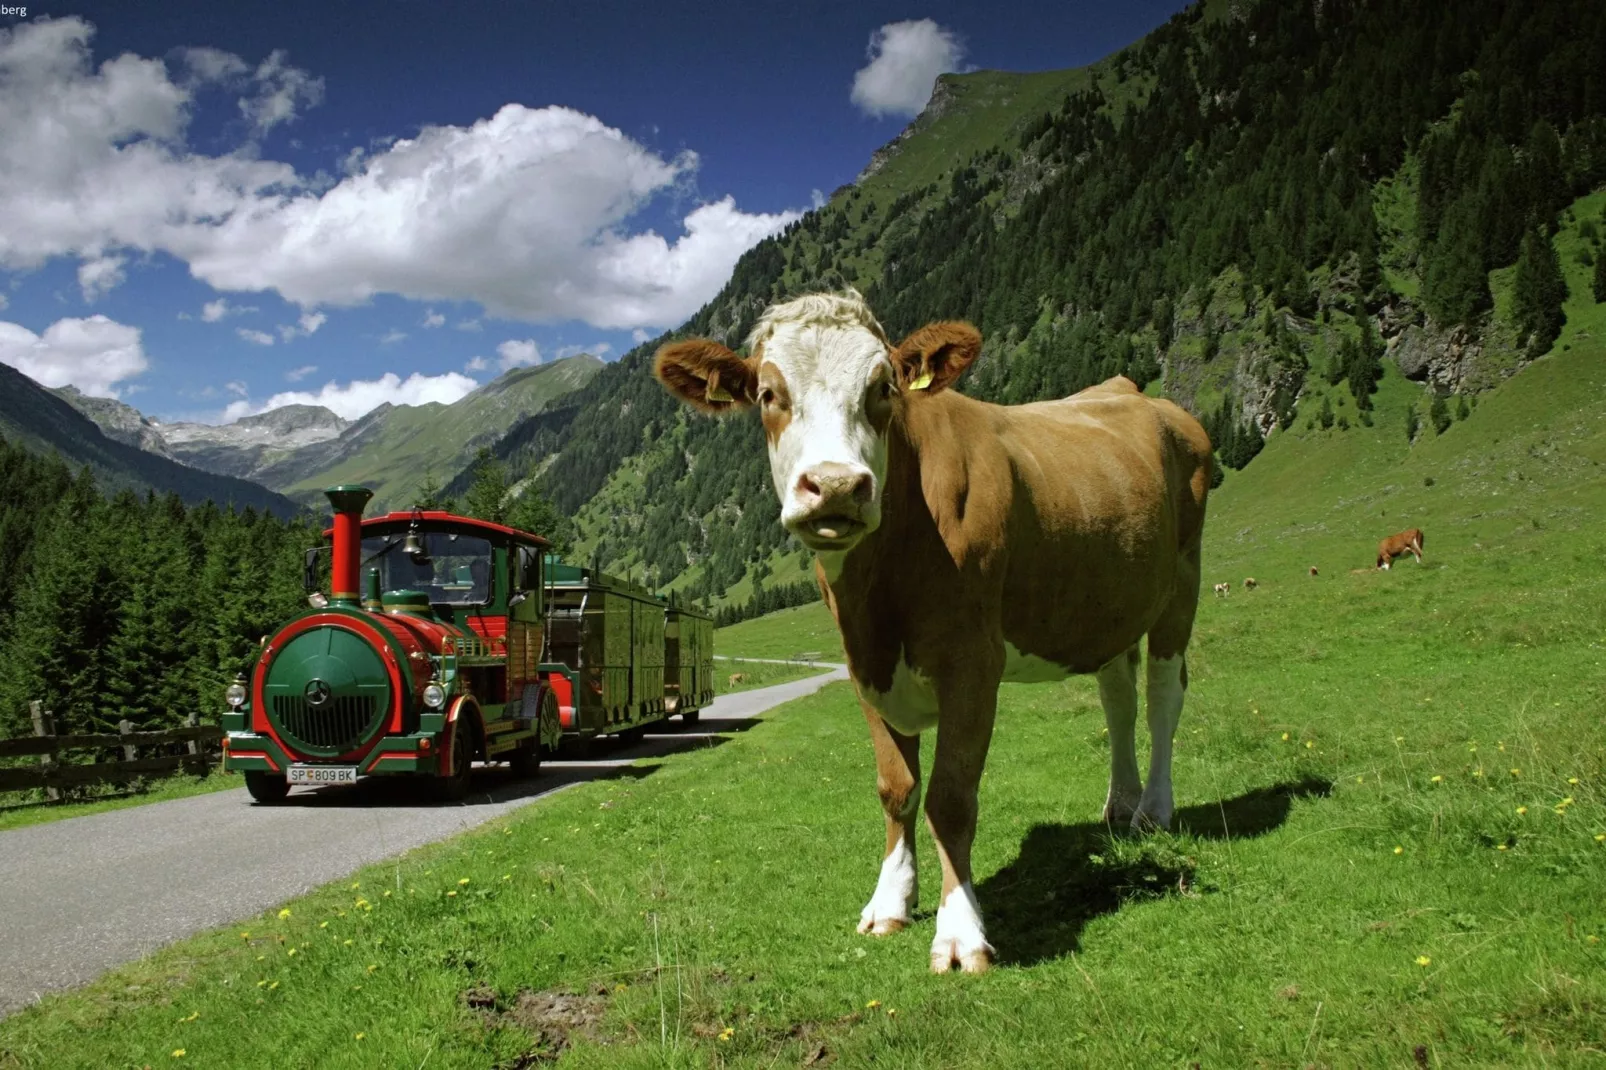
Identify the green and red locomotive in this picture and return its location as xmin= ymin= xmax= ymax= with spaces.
xmin=221 ymin=485 xmax=714 ymax=802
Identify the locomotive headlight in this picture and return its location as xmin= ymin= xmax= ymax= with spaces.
xmin=423 ymin=682 xmax=447 ymax=709
xmin=225 ymin=674 xmax=248 ymax=709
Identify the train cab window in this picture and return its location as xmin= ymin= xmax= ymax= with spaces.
xmin=361 ymin=532 xmax=495 ymax=606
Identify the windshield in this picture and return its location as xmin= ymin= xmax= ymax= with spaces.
xmin=360 ymin=531 xmax=495 ymax=606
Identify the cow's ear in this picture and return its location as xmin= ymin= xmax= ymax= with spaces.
xmin=891 ymin=321 xmax=982 ymax=394
xmin=653 ymin=339 xmax=757 ymax=413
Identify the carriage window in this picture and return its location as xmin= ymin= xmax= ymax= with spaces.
xmin=361 ymin=532 xmax=495 ymax=606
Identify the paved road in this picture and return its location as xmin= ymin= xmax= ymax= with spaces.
xmin=0 ymin=667 xmax=847 ymax=1018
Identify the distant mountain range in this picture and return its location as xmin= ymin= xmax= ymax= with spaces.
xmin=48 ymin=355 xmax=602 ymax=514
xmin=0 ymin=365 xmax=299 ymax=517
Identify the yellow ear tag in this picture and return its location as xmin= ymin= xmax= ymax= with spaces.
xmin=705 ymin=370 xmax=733 ymax=403
xmin=908 ymin=369 xmax=934 ymax=391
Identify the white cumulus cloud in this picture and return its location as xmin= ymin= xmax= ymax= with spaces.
xmin=497 ymin=339 xmax=540 ymax=369
xmin=0 ymin=19 xmax=801 ymax=333
xmin=464 ymin=355 xmax=488 ymax=372
xmin=851 ymin=19 xmax=965 ymax=119
xmin=224 ymin=370 xmax=479 ymax=422
xmin=285 ymin=363 xmax=317 ymax=382
xmin=422 ymin=309 xmax=445 ymax=328
xmin=237 ymin=327 xmax=274 ymax=345
xmin=201 ymin=297 xmax=254 ymax=321
xmin=77 ymin=254 xmax=126 ymax=301
xmin=0 ymin=314 xmax=148 ymax=397
xmin=277 ymin=309 xmax=325 ymax=340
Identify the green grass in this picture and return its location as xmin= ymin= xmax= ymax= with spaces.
xmin=7 ymin=245 xmax=1606 ymax=1068
xmin=713 ymin=659 xmax=827 ymax=695
xmin=716 ymin=602 xmax=840 ymax=662
xmin=0 ymin=768 xmax=239 ymax=833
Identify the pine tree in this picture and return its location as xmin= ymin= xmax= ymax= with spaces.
xmin=462 ymin=448 xmax=509 ymax=524
xmin=1318 ymin=395 xmax=1335 ymax=430
xmin=1406 ymin=406 xmax=1420 ymax=443
xmin=1593 ymin=247 xmax=1606 ymax=304
xmin=1455 ymin=395 xmax=1470 ymax=421
xmin=1511 ymin=229 xmax=1567 ymax=356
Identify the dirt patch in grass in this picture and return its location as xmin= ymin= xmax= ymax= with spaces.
xmin=477 ymin=985 xmax=613 ymax=1067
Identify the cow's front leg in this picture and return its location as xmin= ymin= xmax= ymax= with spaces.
xmin=1096 ymin=646 xmax=1143 ymax=825
xmin=925 ymin=687 xmax=998 ymax=974
xmin=858 ymin=707 xmax=921 ymax=936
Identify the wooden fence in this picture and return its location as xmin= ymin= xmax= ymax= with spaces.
xmin=0 ymin=702 xmax=221 ymax=801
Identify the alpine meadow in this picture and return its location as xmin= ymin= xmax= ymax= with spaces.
xmin=2 ymin=0 xmax=1606 ymax=1065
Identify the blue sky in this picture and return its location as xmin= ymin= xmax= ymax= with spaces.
xmin=0 ymin=0 xmax=1186 ymax=425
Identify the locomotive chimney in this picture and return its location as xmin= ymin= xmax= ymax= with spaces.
xmin=324 ymin=485 xmax=374 ymax=607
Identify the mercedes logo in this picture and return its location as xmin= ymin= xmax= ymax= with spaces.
xmin=303 ymin=679 xmax=333 ymax=708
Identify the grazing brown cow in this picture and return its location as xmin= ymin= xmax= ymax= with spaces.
xmin=1243 ymin=577 xmax=1258 ymax=590
xmin=1376 ymin=528 xmax=1425 ymax=569
xmin=1309 ymin=566 xmax=1319 ymax=577
xmin=654 ymin=290 xmax=1211 ymax=974
xmin=1213 ymin=582 xmax=1230 ymax=597
xmin=728 ymin=672 xmax=747 ymax=687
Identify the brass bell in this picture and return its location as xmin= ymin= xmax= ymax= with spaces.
xmin=402 ymin=526 xmax=430 ymax=563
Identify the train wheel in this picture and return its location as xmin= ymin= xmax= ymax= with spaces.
xmin=508 ymin=739 xmax=541 ymax=779
xmin=245 ymin=771 xmax=290 ymax=804
xmin=435 ymin=720 xmax=473 ymax=801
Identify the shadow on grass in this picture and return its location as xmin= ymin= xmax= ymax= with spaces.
xmin=978 ymin=776 xmax=1332 ymax=966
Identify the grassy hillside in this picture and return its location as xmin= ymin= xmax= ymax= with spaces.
xmin=4 ymin=314 xmax=1602 ymax=1065
xmin=0 ymin=364 xmax=299 ymax=517
xmin=273 ymin=356 xmax=601 ymax=513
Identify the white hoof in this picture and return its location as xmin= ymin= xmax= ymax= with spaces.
xmin=1103 ymin=784 xmax=1142 ymax=825
xmin=929 ymin=883 xmax=994 ymax=974
xmin=1131 ymin=787 xmax=1173 ymax=832
xmin=857 ymin=841 xmax=915 ymax=936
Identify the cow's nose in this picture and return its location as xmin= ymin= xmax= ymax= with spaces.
xmin=795 ymin=463 xmax=873 ymax=509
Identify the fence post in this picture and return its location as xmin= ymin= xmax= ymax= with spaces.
xmin=185 ymin=711 xmax=206 ymax=776
xmin=30 ymin=701 xmax=61 ymax=803
xmin=119 ymin=719 xmax=144 ymax=793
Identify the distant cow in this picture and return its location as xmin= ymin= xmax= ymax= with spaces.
xmin=1309 ymin=566 xmax=1319 ymax=577
xmin=1376 ymin=528 xmax=1424 ymax=570
xmin=1243 ymin=577 xmax=1258 ymax=590
xmin=727 ymin=672 xmax=747 ymax=686
xmin=1213 ymin=582 xmax=1230 ymax=597
xmin=654 ymin=289 xmax=1211 ymax=974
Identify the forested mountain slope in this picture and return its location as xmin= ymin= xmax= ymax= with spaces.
xmin=476 ymin=0 xmax=1606 ymax=607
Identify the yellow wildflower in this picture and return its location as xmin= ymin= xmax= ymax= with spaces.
xmin=1393 ymin=846 xmax=1404 ymax=855
xmin=355 ymin=1033 xmax=365 ymax=1041
xmin=1568 ymin=778 xmax=1580 ymax=786
xmin=615 ymin=983 xmax=628 ymax=992
xmin=367 ymin=964 xmax=378 ymax=973
xmin=1415 ymin=955 xmax=1431 ymax=967
xmin=1510 ymin=768 xmax=1521 ymax=777
xmin=887 ymin=1008 xmax=898 ymax=1018
xmin=1588 ymin=935 xmax=1600 ymax=946
xmin=502 ymin=874 xmax=512 ymax=882
xmin=287 ymin=948 xmax=297 ymax=957
xmin=867 ymin=1000 xmax=881 ymax=1009
xmin=239 ymin=932 xmax=250 ymax=940
xmin=179 ymin=1011 xmax=199 ymax=1023
xmin=320 ymin=922 xmax=329 ymax=929
xmin=1281 ymin=732 xmax=1290 ymax=742
xmin=718 ymin=1027 xmax=735 ymax=1042
xmin=458 ymin=878 xmax=471 ymax=886
xmin=350 ymin=882 xmax=360 ymax=891
xmin=1430 ymin=775 xmax=1442 ymax=784
xmin=1356 ymin=775 xmax=1364 ymax=783
xmin=257 ymin=980 xmax=267 ymax=987
xmin=269 ymin=981 xmax=279 ymax=990
xmin=1517 ymin=807 xmax=1528 ymax=815
xmin=447 ymin=890 xmax=458 ymax=898
xmin=1496 ymin=844 xmax=1508 ymax=851
xmin=382 ymin=890 xmax=392 ymax=898
xmin=343 ymin=939 xmax=354 ymax=947
xmin=172 ymin=1050 xmax=186 ymax=1059
xmin=1305 ymin=741 xmax=1314 ymax=750
xmin=1596 ymin=834 xmax=1605 ymax=843
xmin=277 ymin=908 xmax=291 ymax=920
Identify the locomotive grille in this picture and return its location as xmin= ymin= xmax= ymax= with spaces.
xmin=272 ymin=694 xmax=379 ymax=752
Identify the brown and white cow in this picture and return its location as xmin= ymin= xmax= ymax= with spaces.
xmin=653 ymin=291 xmax=1211 ymax=974
xmin=1376 ymin=528 xmax=1424 ymax=569
xmin=1213 ymin=582 xmax=1230 ymax=597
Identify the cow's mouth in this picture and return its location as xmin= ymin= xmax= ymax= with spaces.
xmin=795 ymin=515 xmax=865 ymax=549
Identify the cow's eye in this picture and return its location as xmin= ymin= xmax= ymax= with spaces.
xmin=879 ymin=380 xmax=895 ymax=399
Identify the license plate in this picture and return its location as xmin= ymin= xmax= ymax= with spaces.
xmin=287 ymin=764 xmax=358 ymax=785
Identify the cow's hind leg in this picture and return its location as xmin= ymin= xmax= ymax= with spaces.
xmin=1134 ymin=651 xmax=1187 ymax=831
xmin=1096 ymin=645 xmax=1143 ymax=825
xmin=858 ymin=707 xmax=921 ymax=936
xmin=1134 ymin=536 xmax=1201 ymax=832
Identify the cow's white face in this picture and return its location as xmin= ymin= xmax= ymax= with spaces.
xmin=653 ymin=291 xmax=982 ymax=557
xmin=755 ymin=319 xmax=895 ymax=552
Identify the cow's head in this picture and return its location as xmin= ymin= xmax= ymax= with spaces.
xmin=654 ymin=291 xmax=981 ymax=554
